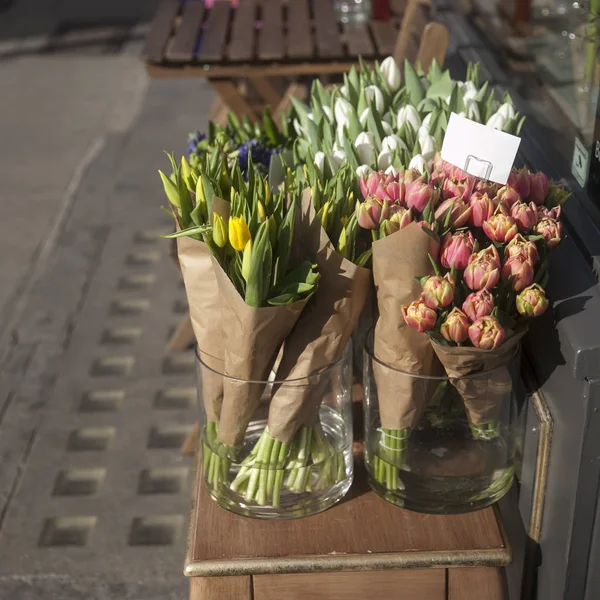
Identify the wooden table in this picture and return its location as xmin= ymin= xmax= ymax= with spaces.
xmin=185 ymin=457 xmax=511 ymax=599
xmin=144 ymin=0 xmax=449 ymax=121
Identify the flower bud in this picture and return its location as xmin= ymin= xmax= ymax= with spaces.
xmin=241 ymin=239 xmax=253 ymax=281
xmin=421 ymin=274 xmax=455 ymax=309
xmin=378 ymin=150 xmax=393 ymax=171
xmin=442 ymin=176 xmax=475 ymax=202
xmin=482 ymin=213 xmax=519 ymax=243
xmin=397 ymin=105 xmax=422 ymax=132
xmin=314 ymin=151 xmax=325 ymax=173
xmin=355 ymin=131 xmax=376 ymax=165
xmin=534 ymin=218 xmax=562 ymax=248
xmin=486 ymin=112 xmax=507 ymax=130
xmin=510 ymin=201 xmax=538 ymax=231
xmin=505 ymin=234 xmax=538 ymax=264
xmin=435 ymin=197 xmax=473 ymax=228
xmin=469 ymin=192 xmax=496 ymax=227
xmin=464 ymin=246 xmax=501 ymax=290
xmin=468 ymin=316 xmax=505 ymax=349
xmin=501 ymin=255 xmax=535 ymax=292
xmin=213 ymin=213 xmax=228 ymax=248
xmin=360 ymin=171 xmax=382 ymax=199
xmin=356 ymin=164 xmax=374 ymax=179
xmin=408 ymin=154 xmax=429 ymax=174
xmin=495 ymin=185 xmax=521 ymax=208
xmin=440 ymin=231 xmax=476 ymax=270
xmin=508 ymin=168 xmax=531 ymax=200
xmin=498 ymin=102 xmax=516 ymax=120
xmin=516 ymin=284 xmax=549 ymax=317
xmin=382 ymin=134 xmax=407 ymax=154
xmin=441 ymin=308 xmax=470 ymax=343
xmin=365 ymin=85 xmax=385 ymax=113
xmin=406 ymin=178 xmax=439 ymax=213
xmin=462 ymin=289 xmax=494 ymax=322
xmin=380 ymin=56 xmax=402 ymax=91
xmin=357 ymin=196 xmax=389 ymax=230
xmin=474 ymin=180 xmax=501 ymax=197
xmin=229 ymin=216 xmax=251 ymax=251
xmin=537 ymin=205 xmax=561 ymax=220
xmin=529 ymin=172 xmax=550 ymax=205
xmin=401 ymin=300 xmax=437 ymax=333
xmin=420 ymin=135 xmax=436 ymax=161
xmin=334 ymin=97 xmax=353 ymax=126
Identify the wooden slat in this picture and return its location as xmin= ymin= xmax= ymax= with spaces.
xmin=228 ymin=0 xmax=256 ymax=61
xmin=313 ymin=0 xmax=344 ymax=59
xmin=369 ymin=20 xmax=397 ymax=56
xmin=144 ymin=0 xmax=180 ymax=63
xmin=210 ymin=79 xmax=258 ymax=120
xmin=254 ymin=570 xmax=446 ymax=600
xmin=250 ymin=77 xmax=283 ymax=108
xmin=417 ymin=21 xmax=450 ymax=70
xmin=344 ymin=23 xmax=375 ymax=57
xmin=286 ymin=0 xmax=312 ymax=59
xmin=190 ymin=576 xmax=252 ymax=600
xmin=166 ymin=0 xmax=205 ymax=62
xmin=258 ymin=0 xmax=284 ymax=60
xmin=197 ymin=1 xmax=231 ymax=62
xmin=448 ymin=567 xmax=507 ymax=600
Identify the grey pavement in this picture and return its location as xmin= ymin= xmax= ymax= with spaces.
xmin=0 ymin=1 xmax=215 ymax=597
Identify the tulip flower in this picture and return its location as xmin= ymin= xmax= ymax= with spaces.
xmin=408 ymin=154 xmax=429 ymax=174
xmin=314 ymin=151 xmax=325 ymax=173
xmin=382 ymin=134 xmax=407 ymax=154
xmin=464 ymin=246 xmax=501 ymax=290
xmin=380 ymin=56 xmax=401 ymax=91
xmin=380 ymin=207 xmax=413 ymax=236
xmin=442 ymin=176 xmax=475 ymax=202
xmin=463 ymin=98 xmax=481 ymax=121
xmin=385 ymin=165 xmax=400 ymax=177
xmin=356 ymin=164 xmax=374 ymax=179
xmin=501 ymin=255 xmax=535 ymax=292
xmin=357 ymin=196 xmax=389 ymax=230
xmin=516 ymin=284 xmax=549 ymax=317
xmin=420 ymin=135 xmax=436 ymax=161
xmin=382 ymin=121 xmax=394 ymax=136
xmin=441 ymin=308 xmax=470 ymax=343
xmin=241 ymin=238 xmax=252 ymax=281
xmin=332 ymin=149 xmax=346 ymax=172
xmin=406 ymin=179 xmax=439 ymax=212
xmin=213 ymin=213 xmax=228 ymax=248
xmin=535 ymin=218 xmax=562 ymax=247
xmin=355 ymin=131 xmax=376 ymax=165
xmin=365 ymin=85 xmax=385 ymax=113
xmin=474 ymin=180 xmax=501 ymax=198
xmin=422 ymin=112 xmax=433 ymax=131
xmin=378 ymin=174 xmax=405 ymax=204
xmin=462 ymin=289 xmax=494 ymax=322
xmin=495 ymin=185 xmax=521 ymax=209
xmin=334 ymin=97 xmax=353 ymax=127
xmin=322 ymin=105 xmax=333 ymax=122
xmin=293 ymin=118 xmax=305 ymax=137
xmin=360 ymin=171 xmax=382 ymax=199
xmin=460 ymin=80 xmax=478 ymax=100
xmin=529 ymin=172 xmax=550 ymax=205
xmin=508 ymin=168 xmax=531 ymax=200
xmin=486 ymin=112 xmax=507 ymax=130
xmin=469 ymin=192 xmax=496 ymax=227
xmin=482 ymin=212 xmax=519 ymax=243
xmin=435 ymin=197 xmax=473 ymax=228
xmin=468 ymin=316 xmax=505 ymax=349
xmin=421 ymin=274 xmax=455 ymax=309
xmin=497 ymin=102 xmax=516 ymax=120
xmin=397 ymin=105 xmax=422 ymax=132
xmin=401 ymin=300 xmax=437 ymax=333
xmin=537 ymin=205 xmax=561 ymax=220
xmin=378 ymin=150 xmax=393 ymax=171
xmin=505 ymin=234 xmax=538 ymax=264
xmin=440 ymin=231 xmax=476 ymax=270
xmin=510 ymin=201 xmax=538 ymax=231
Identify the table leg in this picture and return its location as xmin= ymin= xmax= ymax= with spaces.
xmin=209 ymin=78 xmax=258 ymax=121
xmin=190 ymin=576 xmax=252 ymax=600
xmin=272 ymin=82 xmax=308 ymax=122
xmin=447 ymin=567 xmax=507 ymax=600
xmin=249 ymin=77 xmax=284 ymax=110
xmin=167 ymin=312 xmax=195 ymax=352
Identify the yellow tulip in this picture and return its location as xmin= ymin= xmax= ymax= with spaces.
xmin=257 ymin=201 xmax=266 ymax=222
xmin=213 ymin=214 xmax=228 ymax=248
xmin=242 ymin=239 xmax=253 ymax=281
xmin=229 ymin=216 xmax=251 ymax=252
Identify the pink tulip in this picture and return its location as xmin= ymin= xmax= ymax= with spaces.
xmin=464 ymin=246 xmax=501 ymax=290
xmin=440 ymin=231 xmax=476 ymax=270
xmin=430 ymin=168 xmax=446 ymax=187
xmin=535 ymin=218 xmax=562 ymax=248
xmin=505 ymin=234 xmax=538 ymax=265
xmin=468 ymin=316 xmax=505 ymax=349
xmin=403 ymin=168 xmax=423 ymax=186
xmin=381 ymin=207 xmax=413 ymax=236
xmin=442 ymin=176 xmax=474 ymax=202
xmin=435 ymin=197 xmax=472 ymax=228
xmin=405 ymin=180 xmax=440 ymax=213
xmin=470 ymin=192 xmax=496 ymax=227
xmin=508 ymin=168 xmax=531 ymax=200
xmin=495 ymin=185 xmax=521 ymax=208
xmin=474 ymin=180 xmax=501 ymax=198
xmin=462 ymin=289 xmax=495 ymax=322
xmin=357 ymin=196 xmax=389 ymax=230
xmin=482 ymin=213 xmax=519 ymax=243
xmin=360 ymin=171 xmax=383 ymax=200
xmin=537 ymin=205 xmax=561 ymax=220
xmin=401 ymin=300 xmax=437 ymax=333
xmin=516 ymin=284 xmax=549 ymax=317
xmin=421 ymin=274 xmax=455 ymax=309
xmin=501 ymin=255 xmax=535 ymax=292
xmin=416 ymin=220 xmax=435 ymax=233
xmin=441 ymin=308 xmax=470 ymax=343
xmin=529 ymin=172 xmax=550 ymax=205
xmin=510 ymin=201 xmax=538 ymax=231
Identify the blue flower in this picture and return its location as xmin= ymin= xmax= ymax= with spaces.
xmin=187 ymin=131 xmax=206 ymax=158
xmin=237 ymin=139 xmax=281 ymax=179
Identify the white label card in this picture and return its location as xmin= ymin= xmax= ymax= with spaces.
xmin=440 ymin=113 xmax=521 ymax=185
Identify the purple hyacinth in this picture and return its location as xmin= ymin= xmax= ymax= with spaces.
xmin=187 ymin=131 xmax=206 ymax=158
xmin=237 ymin=139 xmax=281 ymax=179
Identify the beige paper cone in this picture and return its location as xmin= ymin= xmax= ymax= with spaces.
xmin=372 ymin=223 xmax=441 ymax=431
xmin=267 ymin=190 xmax=372 ymax=443
xmin=431 ymin=330 xmax=525 ymax=426
xmin=212 ymin=258 xmax=308 ymax=447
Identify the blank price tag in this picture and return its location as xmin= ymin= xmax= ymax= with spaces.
xmin=441 ymin=113 xmax=521 ymax=184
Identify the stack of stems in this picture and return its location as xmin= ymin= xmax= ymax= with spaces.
xmin=469 ymin=421 xmax=500 ymax=441
xmin=202 ymin=421 xmax=231 ymax=490
xmin=371 ymin=427 xmax=410 ymax=491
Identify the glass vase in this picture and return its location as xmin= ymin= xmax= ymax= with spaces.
xmin=333 ymin=0 xmax=372 ymax=24
xmin=197 ymin=344 xmax=353 ymax=519
xmin=363 ymin=334 xmax=520 ymax=513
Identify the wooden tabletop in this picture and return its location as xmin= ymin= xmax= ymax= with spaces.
xmin=185 ymin=457 xmax=510 ymax=577
xmin=145 ymin=0 xmax=406 ymax=71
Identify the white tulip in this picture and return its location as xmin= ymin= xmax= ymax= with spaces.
xmin=314 ymin=151 xmax=325 ymax=173
xmin=356 ymin=164 xmax=374 ymax=178
xmin=365 ymin=85 xmax=385 ymax=114
xmin=385 ymin=165 xmax=400 ymax=176
xmin=378 ymin=150 xmax=393 ymax=171
xmin=382 ymin=121 xmax=393 ymax=136
xmin=486 ymin=112 xmax=507 ymax=131
xmin=307 ymin=112 xmax=314 ymax=121
xmin=497 ymin=102 xmax=516 ymax=120
xmin=293 ymin=119 xmax=304 ymax=137
xmin=422 ymin=112 xmax=433 ymax=131
xmin=359 ymin=108 xmax=370 ymax=127
xmin=330 ymin=151 xmax=346 ymax=174
xmin=322 ymin=106 xmax=333 ymax=122
xmin=355 ymin=131 xmax=376 ymax=165
xmin=383 ymin=112 xmax=393 ymax=124
xmin=382 ymin=134 xmax=407 ymax=154
xmin=380 ymin=56 xmax=401 ymax=92
xmin=420 ymin=135 xmax=436 ymax=161
xmin=334 ymin=97 xmax=353 ymax=126
xmin=461 ymin=80 xmax=478 ymax=101
xmin=397 ymin=105 xmax=422 ymax=132
xmin=337 ymin=123 xmax=347 ymax=145
xmin=417 ymin=125 xmax=431 ymax=143
xmin=464 ymin=98 xmax=481 ymax=122
xmin=340 ymin=84 xmax=349 ymax=98
xmin=409 ymin=154 xmax=428 ymax=174
xmin=333 ymin=149 xmax=347 ymax=163
xmin=333 ymin=141 xmax=344 ymax=154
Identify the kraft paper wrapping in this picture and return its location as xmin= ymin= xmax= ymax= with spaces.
xmin=431 ymin=329 xmax=525 ymax=426
xmin=176 ymin=198 xmax=229 ymax=423
xmin=212 ymin=258 xmax=308 ymax=447
xmin=267 ymin=190 xmax=372 ymax=443
xmin=372 ymin=223 xmax=441 ymax=431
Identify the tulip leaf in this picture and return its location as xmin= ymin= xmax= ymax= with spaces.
xmin=355 ymin=248 xmax=372 ymax=268
xmin=404 ymin=59 xmax=425 ymax=106
xmin=515 ymin=114 xmax=526 ymax=136
xmin=273 ymin=199 xmax=296 ymax=287
xmin=268 ymin=293 xmax=297 ymax=306
xmin=342 ymin=127 xmax=361 ymax=170
xmin=366 ymin=107 xmax=383 ymax=150
xmin=428 ymin=59 xmax=443 ymax=84
xmin=425 ymin=70 xmax=452 ymax=100
xmin=162 ymin=224 xmax=212 ymax=239
xmin=262 ymin=107 xmax=281 ymax=147
xmin=427 ymin=331 xmax=451 ymax=346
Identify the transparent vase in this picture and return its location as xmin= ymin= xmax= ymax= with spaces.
xmin=363 ymin=333 xmax=520 ymax=513
xmin=197 ymin=344 xmax=353 ymax=519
